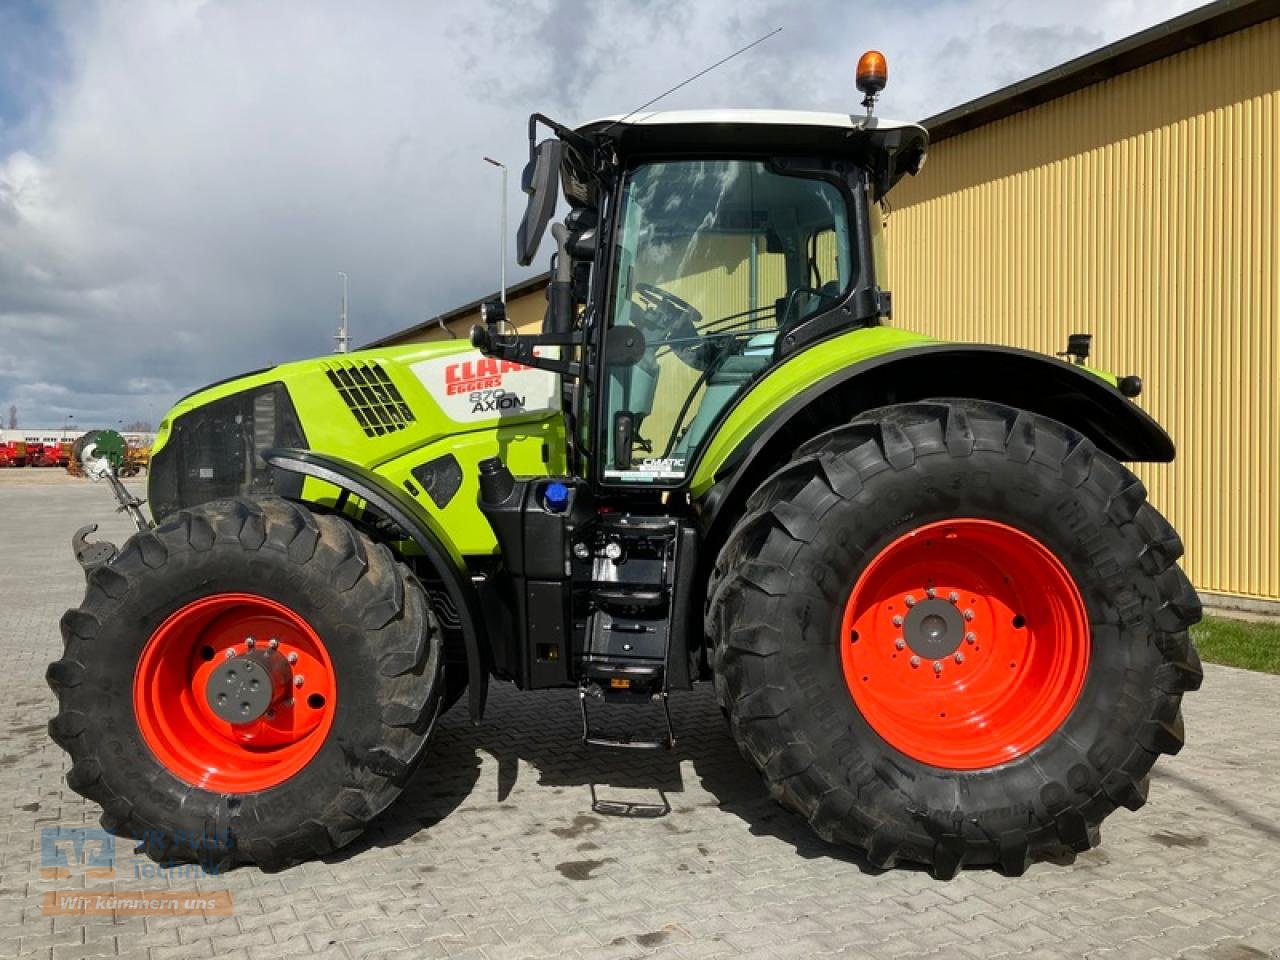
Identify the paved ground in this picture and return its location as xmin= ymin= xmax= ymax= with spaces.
xmin=2 ymin=473 xmax=1279 ymax=960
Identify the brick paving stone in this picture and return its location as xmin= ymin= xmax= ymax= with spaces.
xmin=3 ymin=480 xmax=1280 ymax=960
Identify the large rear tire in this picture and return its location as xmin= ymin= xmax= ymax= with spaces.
xmin=48 ymin=496 xmax=443 ymax=871
xmin=706 ymin=400 xmax=1202 ymax=879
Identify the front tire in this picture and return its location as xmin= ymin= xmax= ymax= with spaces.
xmin=707 ymin=400 xmax=1202 ymax=879
xmin=48 ymin=496 xmax=443 ymax=871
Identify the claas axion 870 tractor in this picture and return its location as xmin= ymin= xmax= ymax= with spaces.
xmin=49 ymin=53 xmax=1201 ymax=879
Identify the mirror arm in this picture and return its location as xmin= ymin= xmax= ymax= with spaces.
xmin=528 ymin=112 xmax=595 ymax=159
xmin=469 ymin=325 xmax=584 ymax=380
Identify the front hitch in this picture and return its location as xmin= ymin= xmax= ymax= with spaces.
xmin=70 ymin=428 xmax=153 ymax=578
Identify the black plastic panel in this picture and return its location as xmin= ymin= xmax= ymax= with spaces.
xmin=411 ymin=454 xmax=464 ymax=509
xmin=149 ymin=382 xmax=306 ymax=522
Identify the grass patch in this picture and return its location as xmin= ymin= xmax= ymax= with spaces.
xmin=1190 ymin=615 xmax=1280 ymax=675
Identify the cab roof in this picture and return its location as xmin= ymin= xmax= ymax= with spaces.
xmin=577 ymin=108 xmax=923 ymax=134
xmin=572 ymin=109 xmax=928 ymax=197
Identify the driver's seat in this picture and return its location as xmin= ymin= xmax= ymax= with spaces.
xmin=673 ymin=333 xmax=775 ymax=459
xmin=779 ymin=280 xmax=843 ymax=334
xmin=673 ymin=281 xmax=843 ymax=458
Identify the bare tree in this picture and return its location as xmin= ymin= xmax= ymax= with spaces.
xmin=124 ymin=420 xmax=154 ymax=433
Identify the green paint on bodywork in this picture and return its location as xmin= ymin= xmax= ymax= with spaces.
xmin=688 ymin=326 xmax=934 ymax=496
xmin=151 ymin=339 xmax=568 ymax=557
xmin=155 ymin=325 xmax=1124 ymax=563
xmin=1082 ymin=365 xmax=1118 ymax=386
xmin=688 ymin=327 xmax=1124 ymax=497
xmin=376 ymin=421 xmax=565 ymax=557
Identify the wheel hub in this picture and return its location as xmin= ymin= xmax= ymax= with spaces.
xmin=840 ymin=519 xmax=1090 ymax=769
xmin=204 ymin=648 xmax=292 ymax=724
xmin=133 ymin=593 xmax=337 ymax=792
xmin=902 ymin=598 xmax=965 ymax=660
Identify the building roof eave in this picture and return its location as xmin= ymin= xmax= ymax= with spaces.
xmin=360 ymin=271 xmax=551 ymax=349
xmin=921 ymin=0 xmax=1275 ymax=143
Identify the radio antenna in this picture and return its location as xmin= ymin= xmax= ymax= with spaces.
xmin=602 ymin=26 xmax=782 ymax=135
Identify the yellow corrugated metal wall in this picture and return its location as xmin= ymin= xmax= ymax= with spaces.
xmin=885 ymin=17 xmax=1280 ymax=602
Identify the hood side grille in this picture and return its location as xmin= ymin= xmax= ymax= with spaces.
xmin=325 ymin=361 xmax=415 ymax=437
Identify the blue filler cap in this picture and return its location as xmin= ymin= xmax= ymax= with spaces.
xmin=544 ymin=482 xmax=570 ymax=512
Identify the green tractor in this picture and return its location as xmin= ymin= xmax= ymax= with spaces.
xmin=48 ymin=57 xmax=1201 ymax=879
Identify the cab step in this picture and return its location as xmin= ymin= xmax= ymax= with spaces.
xmin=578 ymin=667 xmax=676 ymax=750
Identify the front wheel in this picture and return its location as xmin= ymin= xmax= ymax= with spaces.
xmin=707 ymin=400 xmax=1202 ymax=879
xmin=48 ymin=496 xmax=443 ymax=871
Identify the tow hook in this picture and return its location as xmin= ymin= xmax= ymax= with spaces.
xmin=72 ymin=524 xmax=118 ymax=578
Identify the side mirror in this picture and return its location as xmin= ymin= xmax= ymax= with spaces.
xmin=516 ymin=138 xmax=564 ymax=266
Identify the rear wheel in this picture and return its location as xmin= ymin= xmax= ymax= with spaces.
xmin=707 ymin=399 xmax=1202 ymax=878
xmin=48 ymin=496 xmax=443 ymax=871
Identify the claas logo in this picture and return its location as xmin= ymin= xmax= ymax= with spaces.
xmin=444 ymin=358 xmax=530 ymax=396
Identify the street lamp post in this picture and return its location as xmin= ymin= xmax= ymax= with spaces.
xmin=335 ymin=272 xmax=350 ymax=353
xmin=483 ymin=157 xmax=507 ymax=305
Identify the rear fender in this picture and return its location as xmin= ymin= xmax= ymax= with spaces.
xmin=694 ymin=342 xmax=1174 ymax=544
xmin=262 ymin=448 xmax=489 ymax=721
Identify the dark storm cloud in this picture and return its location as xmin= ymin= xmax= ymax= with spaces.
xmin=0 ymin=0 xmax=1206 ymax=429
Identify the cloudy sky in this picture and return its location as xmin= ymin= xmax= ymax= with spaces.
xmin=0 ymin=0 xmax=1206 ymax=429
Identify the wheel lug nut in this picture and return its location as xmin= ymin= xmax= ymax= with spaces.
xmin=954 ymin=652 xmax=965 ymax=664
xmin=268 ymin=637 xmax=279 ymax=650
xmin=294 ymin=675 xmax=305 ymax=688
xmin=965 ymin=632 xmax=976 ymax=644
xmin=909 ymin=656 xmax=920 ymax=668
xmin=224 ymin=648 xmax=236 ymax=659
xmin=963 ymin=609 xmax=975 ymax=621
xmin=905 ymin=595 xmax=917 ymax=607
xmin=892 ymin=615 xmax=903 ymax=627
xmin=926 ymin=587 xmax=936 ymax=599
xmin=933 ymin=661 xmax=943 ymax=674
xmin=287 ymin=652 xmax=298 ymax=664
xmin=948 ymin=592 xmax=959 ymax=603
xmin=245 ymin=636 xmax=255 ymax=649
xmin=895 ymin=638 xmax=906 ymax=650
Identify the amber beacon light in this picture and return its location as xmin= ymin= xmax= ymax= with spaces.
xmin=856 ymin=50 xmax=888 ymax=115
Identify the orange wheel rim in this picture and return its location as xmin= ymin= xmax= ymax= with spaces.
xmin=841 ymin=519 xmax=1090 ymax=769
xmin=133 ymin=593 xmax=337 ymax=792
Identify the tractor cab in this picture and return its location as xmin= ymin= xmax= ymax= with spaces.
xmin=475 ymin=108 xmax=927 ymax=488
xmin=468 ymin=98 xmax=929 ymax=745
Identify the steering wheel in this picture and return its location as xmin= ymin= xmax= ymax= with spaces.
xmin=633 ymin=282 xmax=713 ymax=369
xmin=635 ymin=282 xmax=702 ymax=329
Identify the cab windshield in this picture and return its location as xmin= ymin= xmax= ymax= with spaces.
xmin=601 ymin=159 xmax=853 ymax=483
